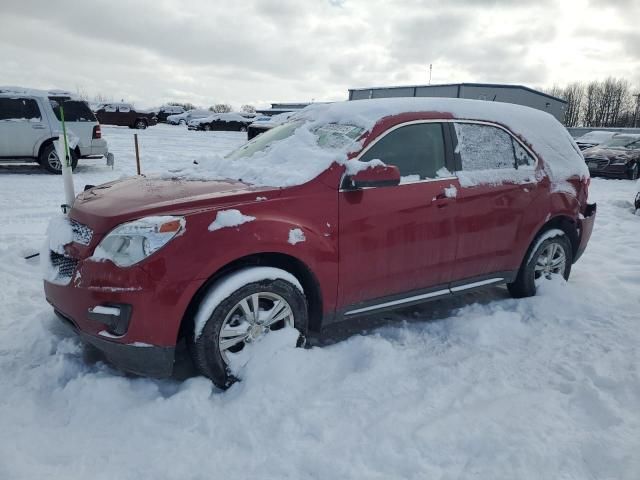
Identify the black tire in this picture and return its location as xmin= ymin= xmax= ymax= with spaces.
xmin=507 ymin=232 xmax=573 ymax=298
xmin=189 ymin=274 xmax=308 ymax=389
xmin=203 ymin=124 xmax=211 ymax=131
xmin=39 ymin=143 xmax=78 ymax=174
xmin=134 ymin=119 xmax=147 ymax=130
xmin=628 ymin=162 xmax=639 ymax=180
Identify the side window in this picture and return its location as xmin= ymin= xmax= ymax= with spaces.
xmin=360 ymin=123 xmax=446 ymax=180
xmin=104 ymin=104 xmax=117 ymax=112
xmin=453 ymin=123 xmax=515 ymax=171
xmin=0 ymin=98 xmax=41 ymax=121
xmin=118 ymin=105 xmax=131 ymax=113
xmin=513 ymin=140 xmax=534 ymax=167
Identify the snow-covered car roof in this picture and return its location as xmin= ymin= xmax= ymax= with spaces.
xmin=162 ymin=98 xmax=588 ymax=188
xmin=196 ymin=113 xmax=255 ymax=124
xmin=575 ymin=131 xmax=617 ymax=144
xmin=249 ymin=111 xmax=296 ymax=128
xmin=0 ymin=86 xmax=78 ymax=99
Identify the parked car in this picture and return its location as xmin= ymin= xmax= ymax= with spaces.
xmin=166 ymin=109 xmax=210 ymax=125
xmin=247 ymin=111 xmax=296 ymax=140
xmin=187 ymin=112 xmax=256 ymax=131
xmin=574 ymin=130 xmax=617 ymax=150
xmin=94 ymin=103 xmax=157 ymax=129
xmin=155 ymin=105 xmax=185 ymax=123
xmin=43 ymin=98 xmax=595 ymax=388
xmin=0 ymin=86 xmax=110 ymax=174
xmin=583 ymin=134 xmax=640 ymax=179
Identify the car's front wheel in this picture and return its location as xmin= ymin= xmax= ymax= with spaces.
xmin=134 ymin=119 xmax=148 ymax=129
xmin=203 ymin=124 xmax=211 ymax=131
xmin=190 ymin=268 xmax=308 ymax=389
xmin=507 ymin=231 xmax=572 ymax=298
xmin=628 ymin=162 xmax=639 ymax=180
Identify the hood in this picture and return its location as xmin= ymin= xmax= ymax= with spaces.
xmin=583 ymin=146 xmax=640 ymax=162
xmin=71 ymin=176 xmax=273 ymax=233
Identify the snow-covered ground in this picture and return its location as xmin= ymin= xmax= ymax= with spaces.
xmin=0 ymin=124 xmax=639 ymax=479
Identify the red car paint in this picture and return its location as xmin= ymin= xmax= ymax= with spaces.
xmin=44 ymin=109 xmax=596 ymax=376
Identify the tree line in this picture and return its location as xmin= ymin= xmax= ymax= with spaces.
xmin=545 ymin=78 xmax=640 ymax=128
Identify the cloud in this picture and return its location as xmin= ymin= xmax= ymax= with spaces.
xmin=0 ymin=0 xmax=636 ymax=108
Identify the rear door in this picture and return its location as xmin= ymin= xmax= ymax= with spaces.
xmin=338 ymin=121 xmax=459 ymax=311
xmin=48 ymin=98 xmax=97 ymax=151
xmin=0 ymin=97 xmax=47 ymax=157
xmin=448 ymin=122 xmax=539 ymax=282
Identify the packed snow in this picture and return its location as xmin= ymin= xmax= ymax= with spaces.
xmin=0 ymin=125 xmax=639 ymax=479
xmin=208 ymin=209 xmax=255 ymax=232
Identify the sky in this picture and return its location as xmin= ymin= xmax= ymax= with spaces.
xmin=1 ymin=0 xmax=638 ymax=110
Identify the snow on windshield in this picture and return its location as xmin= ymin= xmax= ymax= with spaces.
xmin=159 ymin=98 xmax=587 ymax=188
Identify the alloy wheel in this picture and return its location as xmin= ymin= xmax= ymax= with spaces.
xmin=47 ymin=150 xmax=62 ymax=171
xmin=534 ymin=242 xmax=566 ymax=285
xmin=218 ymin=292 xmax=294 ymax=364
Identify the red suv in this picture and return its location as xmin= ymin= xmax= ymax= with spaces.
xmin=43 ymin=98 xmax=596 ymax=388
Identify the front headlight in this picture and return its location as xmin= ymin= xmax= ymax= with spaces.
xmin=92 ymin=216 xmax=185 ymax=267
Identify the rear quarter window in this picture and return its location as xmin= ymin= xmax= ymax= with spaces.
xmin=49 ymin=98 xmax=96 ymax=122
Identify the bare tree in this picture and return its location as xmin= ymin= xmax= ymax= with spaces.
xmin=561 ymin=83 xmax=584 ymax=127
xmin=240 ymin=104 xmax=256 ymax=114
xmin=209 ymin=103 xmax=233 ymax=113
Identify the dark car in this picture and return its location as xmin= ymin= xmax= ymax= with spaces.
xmin=188 ymin=112 xmax=255 ymax=132
xmin=583 ymin=134 xmax=640 ymax=180
xmin=95 ymin=103 xmax=158 ymax=129
xmin=43 ymin=98 xmax=595 ymax=389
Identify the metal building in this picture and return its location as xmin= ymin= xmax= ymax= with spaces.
xmin=348 ymin=83 xmax=567 ymax=121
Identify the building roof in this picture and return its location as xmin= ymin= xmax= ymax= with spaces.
xmin=348 ymin=83 xmax=567 ymax=105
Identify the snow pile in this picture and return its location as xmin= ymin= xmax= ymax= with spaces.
xmin=40 ymin=214 xmax=74 ymax=284
xmin=208 ymin=209 xmax=255 ymax=232
xmin=288 ymin=228 xmax=306 ymax=245
xmin=444 ymin=184 xmax=457 ymax=198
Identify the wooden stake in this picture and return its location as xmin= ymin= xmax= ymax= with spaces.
xmin=134 ymin=134 xmax=141 ymax=175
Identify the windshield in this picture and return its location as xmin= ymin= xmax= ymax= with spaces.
xmin=600 ymin=136 xmax=640 ymax=150
xmin=49 ymin=97 xmax=96 ymax=122
xmin=226 ymin=121 xmax=364 ymax=161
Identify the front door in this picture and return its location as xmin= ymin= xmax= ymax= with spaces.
xmin=338 ymin=122 xmax=459 ymax=311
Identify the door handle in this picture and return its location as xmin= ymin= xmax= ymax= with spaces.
xmin=32 ymin=124 xmax=46 ymax=129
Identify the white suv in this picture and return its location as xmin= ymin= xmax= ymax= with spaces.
xmin=0 ymin=87 xmax=110 ymax=174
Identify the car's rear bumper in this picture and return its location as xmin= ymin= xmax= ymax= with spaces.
xmin=78 ymin=139 xmax=108 ymax=158
xmin=574 ymin=203 xmax=596 ymax=262
xmin=53 ymin=308 xmax=175 ymax=377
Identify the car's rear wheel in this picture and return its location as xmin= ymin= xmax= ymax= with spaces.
xmin=628 ymin=162 xmax=639 ymax=180
xmin=134 ymin=119 xmax=147 ymax=129
xmin=507 ymin=231 xmax=572 ymax=298
xmin=39 ymin=143 xmax=78 ymax=174
xmin=189 ymin=270 xmax=307 ymax=389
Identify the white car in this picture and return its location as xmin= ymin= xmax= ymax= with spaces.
xmin=0 ymin=86 xmax=110 ymax=173
xmin=166 ymin=109 xmax=210 ymax=125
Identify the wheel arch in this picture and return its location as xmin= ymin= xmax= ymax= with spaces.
xmin=37 ymin=138 xmax=81 ymax=160
xmin=178 ymin=252 xmax=324 ymax=343
xmin=528 ymin=215 xmax=579 ymax=264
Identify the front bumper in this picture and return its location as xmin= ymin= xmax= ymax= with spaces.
xmin=54 ymin=309 xmax=175 ymax=377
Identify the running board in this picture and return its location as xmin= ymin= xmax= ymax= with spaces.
xmin=344 ymin=277 xmax=504 ymax=316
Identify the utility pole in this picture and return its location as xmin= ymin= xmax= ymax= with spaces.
xmin=428 ymin=64 xmax=432 ymax=85
xmin=633 ymin=93 xmax=640 ymax=128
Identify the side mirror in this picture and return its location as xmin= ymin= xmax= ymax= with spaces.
xmin=344 ymin=164 xmax=401 ymax=190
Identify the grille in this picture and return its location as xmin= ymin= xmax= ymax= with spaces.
xmin=70 ymin=219 xmax=93 ymax=246
xmin=50 ymin=251 xmax=79 ymax=278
